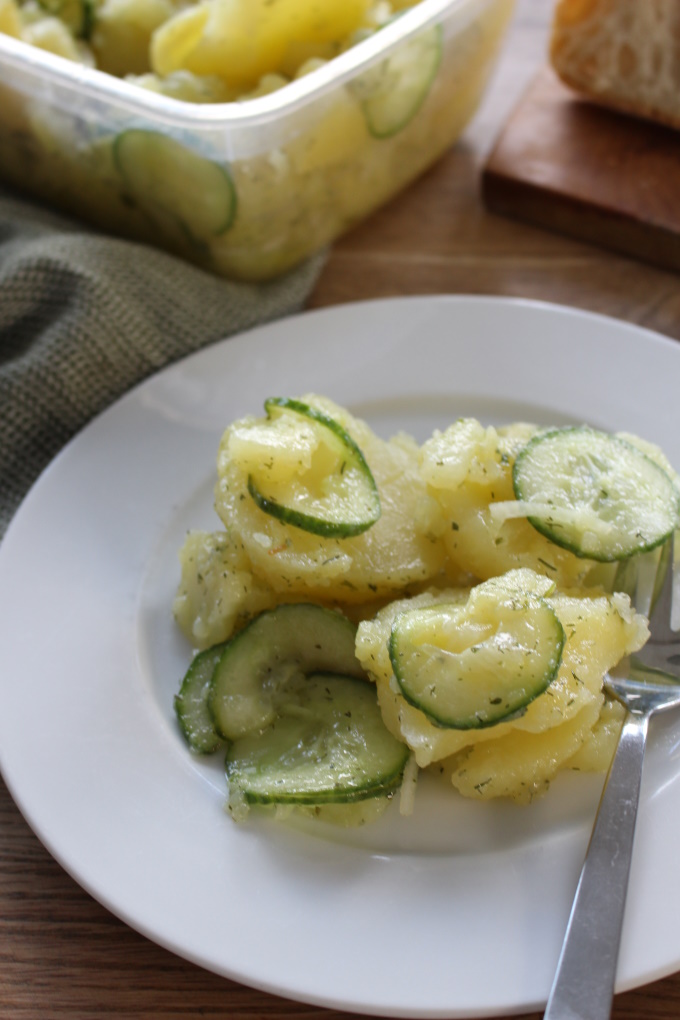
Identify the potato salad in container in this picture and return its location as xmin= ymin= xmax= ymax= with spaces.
xmin=0 ymin=0 xmax=514 ymax=280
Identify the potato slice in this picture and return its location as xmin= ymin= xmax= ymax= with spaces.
xmin=214 ymin=395 xmax=447 ymax=601
xmin=173 ymin=530 xmax=277 ymax=648
xmin=567 ymin=696 xmax=626 ymax=773
xmin=442 ymin=700 xmax=602 ymax=804
xmin=151 ymin=0 xmax=371 ymax=89
xmin=93 ymin=0 xmax=178 ymax=76
xmin=420 ymin=419 xmax=594 ymax=587
xmin=0 ymin=0 xmax=21 ymax=38
xmin=355 ymin=569 xmax=648 ymax=777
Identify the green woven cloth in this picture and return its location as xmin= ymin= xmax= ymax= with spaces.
xmin=0 ymin=187 xmax=326 ymax=538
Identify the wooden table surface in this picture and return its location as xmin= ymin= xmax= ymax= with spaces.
xmin=3 ymin=1 xmax=680 ymax=1017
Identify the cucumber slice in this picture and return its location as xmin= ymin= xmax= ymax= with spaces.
xmin=209 ymin=603 xmax=366 ymax=741
xmin=37 ymin=0 xmax=95 ymax=38
xmin=246 ymin=397 xmax=381 ymax=538
xmin=512 ymin=427 xmax=680 ymax=562
xmin=225 ymin=672 xmax=410 ymax=805
xmin=174 ymin=643 xmax=227 ymax=753
xmin=113 ymin=130 xmax=236 ymax=242
xmin=350 ymin=24 xmax=442 ymax=139
xmin=389 ymin=576 xmax=565 ymax=729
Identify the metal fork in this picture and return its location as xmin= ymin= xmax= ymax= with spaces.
xmin=543 ymin=537 xmax=680 ymax=1020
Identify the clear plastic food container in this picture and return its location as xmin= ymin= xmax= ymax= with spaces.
xmin=0 ymin=0 xmax=514 ymax=281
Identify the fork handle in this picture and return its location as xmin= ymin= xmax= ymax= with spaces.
xmin=543 ymin=712 xmax=649 ymax=1020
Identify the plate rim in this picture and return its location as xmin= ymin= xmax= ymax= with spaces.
xmin=2 ymin=294 xmax=680 ymax=1018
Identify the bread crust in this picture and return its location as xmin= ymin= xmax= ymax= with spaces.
xmin=550 ymin=0 xmax=680 ymax=131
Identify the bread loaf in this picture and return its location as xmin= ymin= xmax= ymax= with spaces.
xmin=550 ymin=0 xmax=680 ymax=131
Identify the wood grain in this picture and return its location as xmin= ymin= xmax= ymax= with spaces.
xmin=3 ymin=1 xmax=680 ymax=1017
xmin=483 ymin=66 xmax=680 ymax=273
xmin=309 ymin=2 xmax=680 ymax=344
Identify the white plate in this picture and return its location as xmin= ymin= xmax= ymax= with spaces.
xmin=2 ymin=296 xmax=680 ymax=1019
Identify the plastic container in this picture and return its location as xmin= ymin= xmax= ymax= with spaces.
xmin=0 ymin=0 xmax=514 ymax=281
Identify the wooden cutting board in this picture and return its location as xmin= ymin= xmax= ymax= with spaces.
xmin=482 ymin=66 xmax=680 ymax=273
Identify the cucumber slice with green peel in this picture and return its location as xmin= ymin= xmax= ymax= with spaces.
xmin=37 ymin=0 xmax=95 ymax=38
xmin=350 ymin=24 xmax=443 ymax=139
xmin=174 ymin=643 xmax=227 ymax=754
xmin=246 ymin=397 xmax=381 ymax=538
xmin=389 ymin=578 xmax=565 ymax=729
xmin=225 ymin=672 xmax=410 ymax=806
xmin=512 ymin=427 xmax=680 ymax=562
xmin=113 ymin=130 xmax=236 ymax=242
xmin=209 ymin=603 xmax=366 ymax=741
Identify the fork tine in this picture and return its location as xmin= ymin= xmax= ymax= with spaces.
xmin=673 ymin=531 xmax=680 ymax=632
xmin=640 ymin=533 xmax=677 ymax=641
xmin=632 ymin=545 xmax=663 ymax=619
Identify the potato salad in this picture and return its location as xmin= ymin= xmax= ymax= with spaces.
xmin=0 ymin=0 xmax=514 ymax=280
xmin=173 ymin=396 xmax=680 ymax=823
xmin=2 ymin=0 xmax=426 ymax=101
